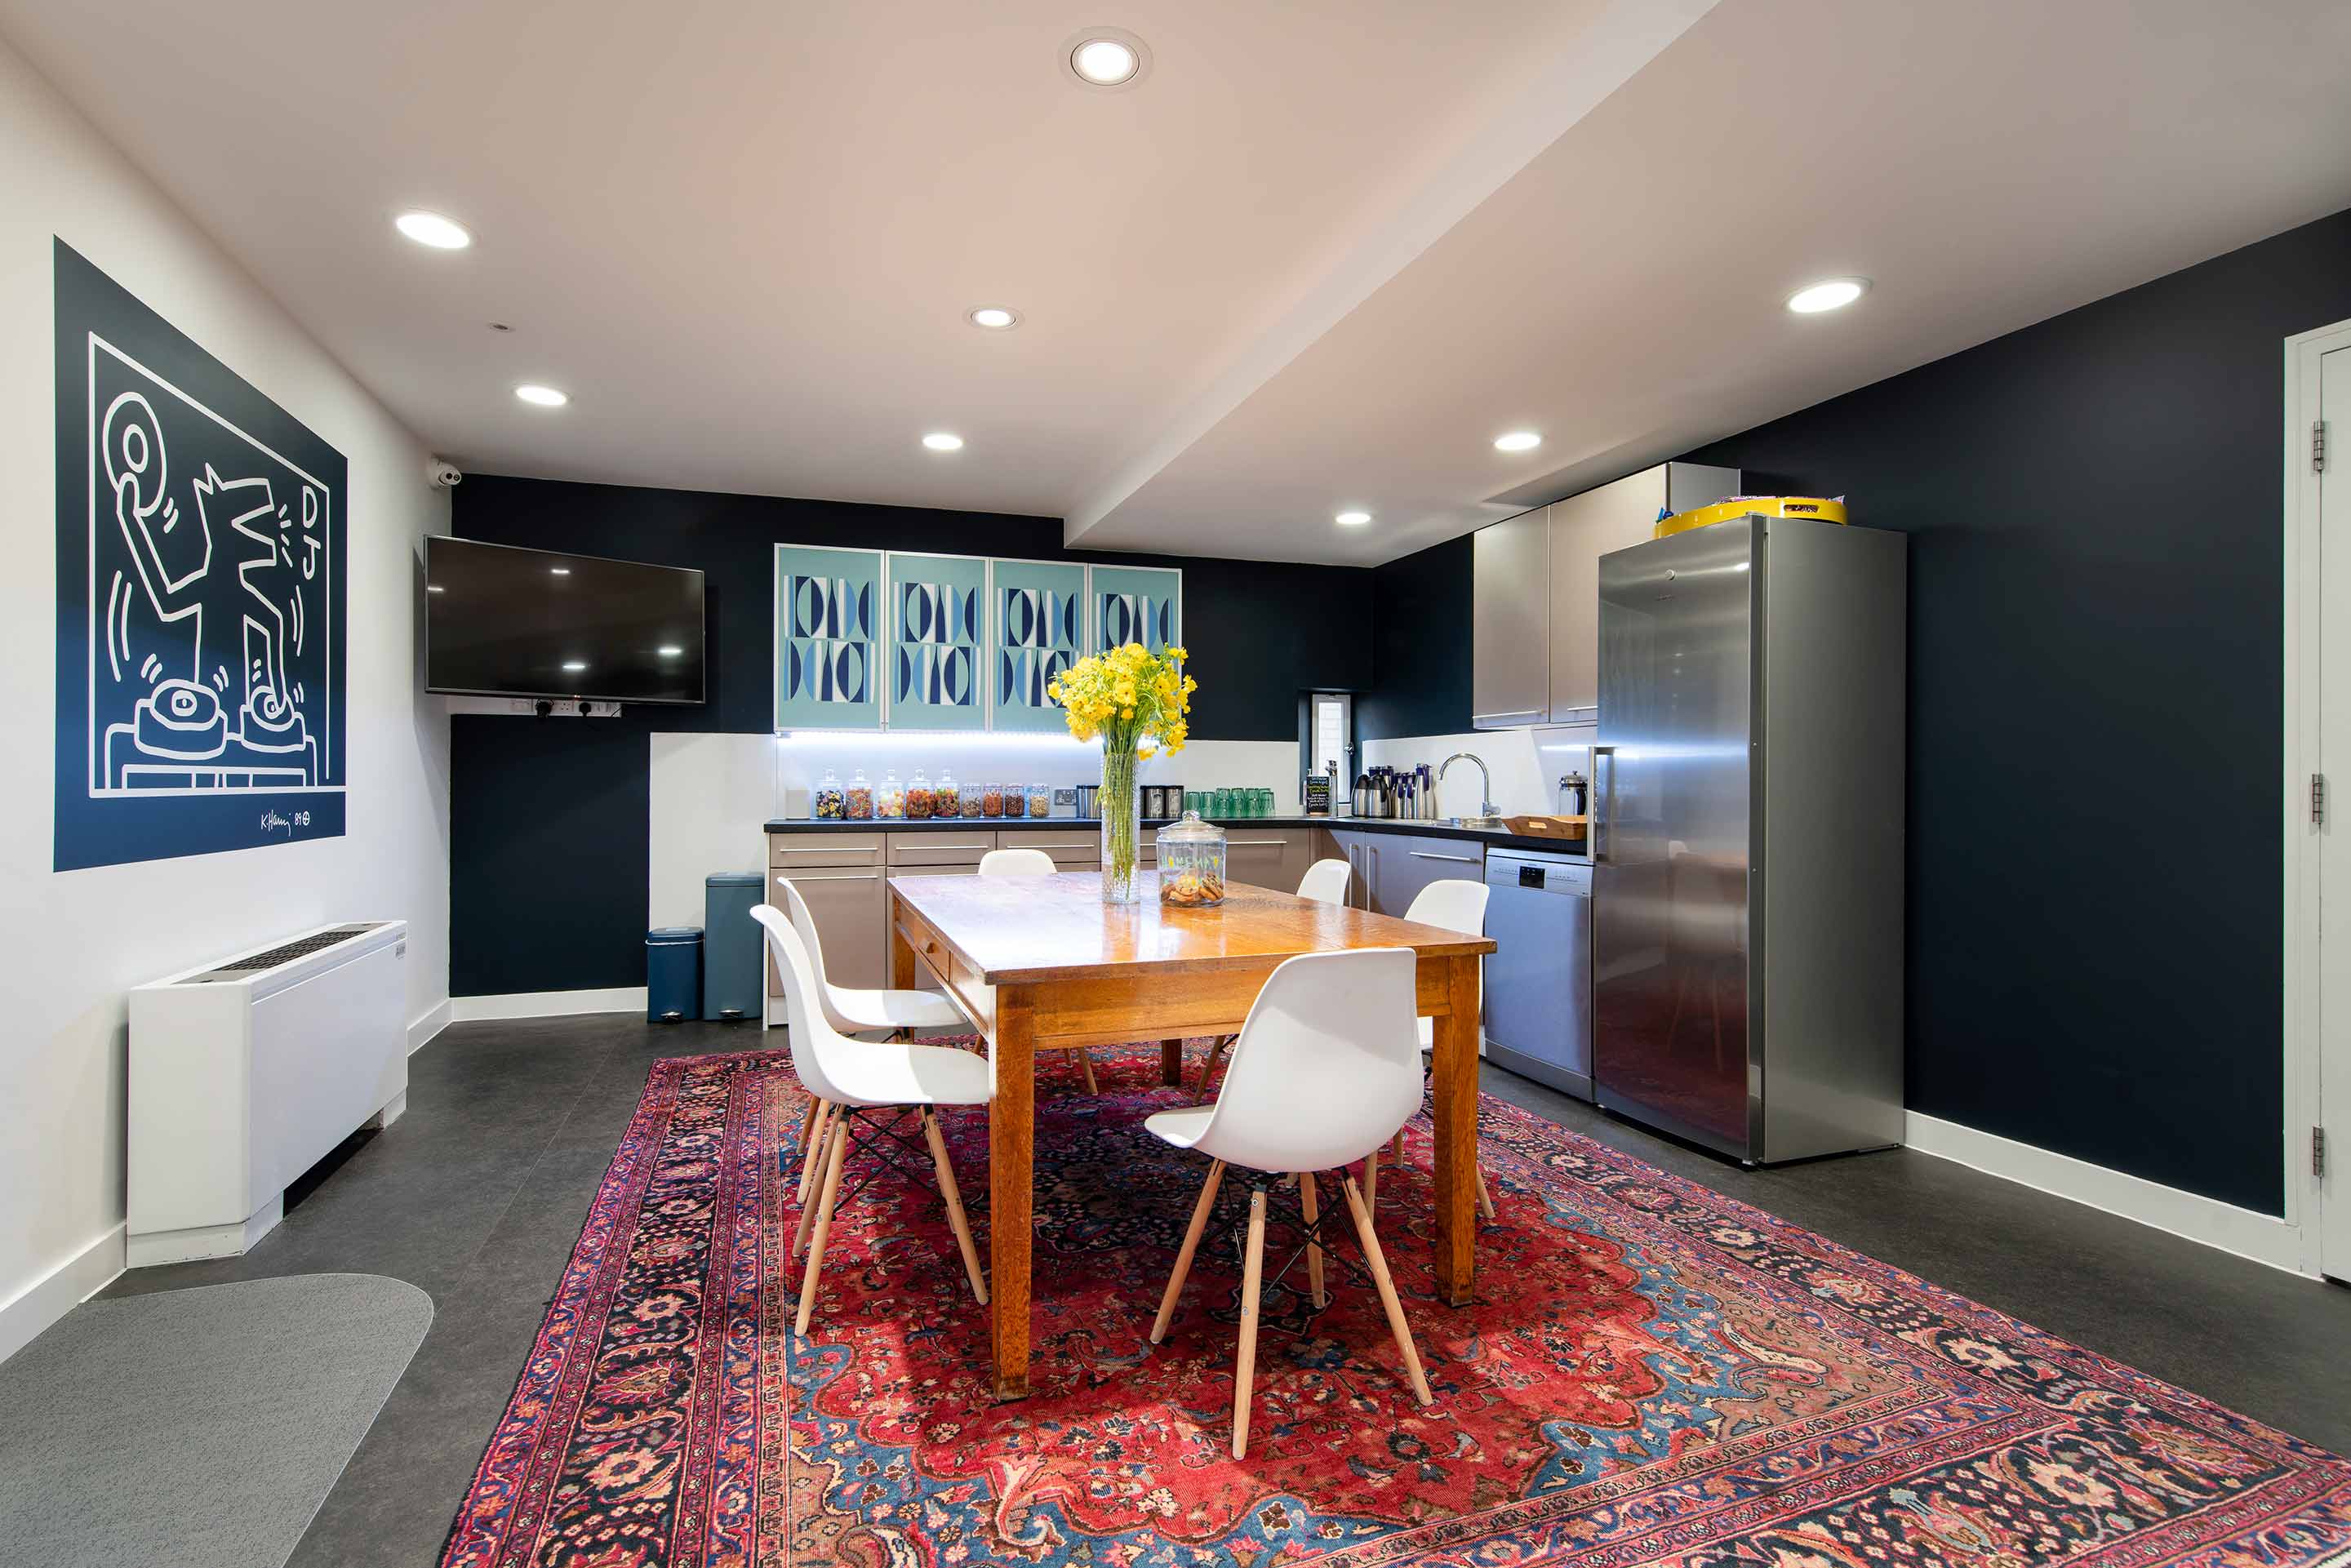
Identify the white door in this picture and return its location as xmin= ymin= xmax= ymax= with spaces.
xmin=2321 ymin=344 xmax=2351 ymax=1281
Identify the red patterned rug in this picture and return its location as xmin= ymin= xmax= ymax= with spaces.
xmin=438 ymin=1046 xmax=2351 ymax=1567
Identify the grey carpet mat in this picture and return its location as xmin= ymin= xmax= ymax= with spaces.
xmin=0 ymin=1272 xmax=431 ymax=1567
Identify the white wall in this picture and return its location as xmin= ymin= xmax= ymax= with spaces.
xmin=0 ymin=34 xmax=451 ymax=1361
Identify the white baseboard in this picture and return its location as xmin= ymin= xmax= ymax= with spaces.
xmin=0 ymin=1224 xmax=125 ymax=1366
xmin=1903 ymin=1112 xmax=2308 ymax=1277
xmin=407 ymin=998 xmax=453 ymax=1055
xmin=450 ymin=987 xmax=648 ymax=1023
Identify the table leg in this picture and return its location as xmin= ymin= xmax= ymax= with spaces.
xmin=1160 ymin=1038 xmax=1184 ymax=1087
xmin=1429 ymin=953 xmax=1480 ymax=1306
xmin=990 ymin=987 xmax=1036 ymax=1398
xmin=889 ymin=895 xmax=918 ymax=991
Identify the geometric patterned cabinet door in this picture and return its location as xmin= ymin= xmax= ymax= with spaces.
xmin=991 ymin=558 xmax=1086 ymax=733
xmin=773 ymin=544 xmax=883 ymax=731
xmin=1089 ymin=563 xmax=1182 ymax=656
xmin=885 ymin=551 xmax=988 ymax=731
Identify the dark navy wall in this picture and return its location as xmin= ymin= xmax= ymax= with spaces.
xmin=1350 ymin=206 xmax=2351 ymax=1213
xmin=447 ymin=477 xmax=1372 ymax=995
xmin=1680 ymin=207 xmax=2351 ymax=1216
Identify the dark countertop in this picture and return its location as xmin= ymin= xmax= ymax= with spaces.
xmin=763 ymin=813 xmax=1589 ymax=858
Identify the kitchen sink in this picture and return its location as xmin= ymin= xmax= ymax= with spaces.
xmin=1442 ymin=815 xmax=1509 ymax=830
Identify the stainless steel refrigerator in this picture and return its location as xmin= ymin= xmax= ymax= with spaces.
xmin=1591 ymin=513 xmax=1905 ymax=1163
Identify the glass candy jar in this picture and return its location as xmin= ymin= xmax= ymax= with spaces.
xmin=905 ymin=767 xmax=936 ymax=820
xmin=934 ymin=768 xmax=961 ymax=818
xmin=978 ymin=781 xmax=1004 ymax=818
xmin=844 ymin=768 xmax=874 ymax=820
xmin=1156 ymin=811 xmax=1228 ymax=908
xmin=876 ymin=769 xmax=906 ymax=820
xmin=812 ymin=766 xmax=846 ymax=820
xmin=1026 ymin=782 xmax=1053 ymax=819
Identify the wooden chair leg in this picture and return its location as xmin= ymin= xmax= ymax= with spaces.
xmin=1300 ymin=1170 xmax=1326 ymax=1308
xmin=1233 ymin=1188 xmax=1269 ymax=1459
xmin=1391 ymin=1129 xmax=1405 ymax=1160
xmin=1340 ymin=1175 xmax=1433 ymax=1406
xmin=1078 ymin=1049 xmax=1100 ymax=1095
xmin=1474 ymin=1157 xmax=1497 ymax=1221
xmin=1194 ymin=1035 xmax=1232 ymax=1096
xmin=922 ymin=1108 xmax=988 ymax=1306
xmin=795 ymin=1116 xmax=851 ymax=1335
xmin=1363 ymin=1147 xmax=1379 ymax=1219
xmin=793 ymin=1108 xmax=840 ymax=1258
xmin=1151 ymin=1160 xmax=1225 ymax=1344
xmin=796 ymin=1102 xmax=834 ymax=1208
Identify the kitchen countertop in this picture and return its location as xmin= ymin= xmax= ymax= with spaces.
xmin=763 ymin=813 xmax=1588 ymax=857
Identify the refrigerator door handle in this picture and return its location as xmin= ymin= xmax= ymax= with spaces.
xmin=1589 ymin=746 xmax=1615 ymax=864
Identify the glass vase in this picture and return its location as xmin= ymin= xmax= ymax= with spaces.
xmin=1100 ymin=747 xmax=1142 ymax=904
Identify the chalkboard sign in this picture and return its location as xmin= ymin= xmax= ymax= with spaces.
xmin=1303 ymin=774 xmax=1332 ymax=816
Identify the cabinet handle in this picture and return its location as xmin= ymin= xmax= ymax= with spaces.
xmin=1408 ymin=850 xmax=1481 ymax=864
xmin=776 ymin=871 xmax=881 ymax=882
xmin=1226 ymin=837 xmax=1291 ymax=846
xmin=1472 ymin=708 xmax=1544 ymax=724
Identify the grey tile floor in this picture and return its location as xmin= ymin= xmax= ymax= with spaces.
xmin=95 ymin=1017 xmax=2351 ymax=1567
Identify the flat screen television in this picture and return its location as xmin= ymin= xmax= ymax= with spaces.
xmin=424 ymin=536 xmax=705 ymax=704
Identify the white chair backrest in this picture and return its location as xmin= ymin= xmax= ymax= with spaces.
xmin=978 ymin=847 xmax=1057 ymax=877
xmin=1295 ymin=857 xmax=1352 ymax=906
xmin=1193 ymin=948 xmax=1424 ymax=1173
xmin=750 ymin=904 xmax=847 ymax=1101
xmin=776 ymin=877 xmax=833 ymax=992
xmin=1404 ymin=877 xmax=1489 ymax=938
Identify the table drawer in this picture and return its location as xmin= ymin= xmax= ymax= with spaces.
xmin=771 ymin=831 xmax=884 ymax=868
xmin=889 ymin=831 xmax=996 ymax=867
xmin=994 ymin=828 xmax=1100 ymax=867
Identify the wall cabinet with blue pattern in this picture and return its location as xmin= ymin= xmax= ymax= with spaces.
xmin=771 ymin=548 xmax=1183 ymax=732
xmin=772 ymin=544 xmax=883 ymax=731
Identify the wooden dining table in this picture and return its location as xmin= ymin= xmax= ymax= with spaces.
xmin=887 ymin=868 xmax=1498 ymax=1400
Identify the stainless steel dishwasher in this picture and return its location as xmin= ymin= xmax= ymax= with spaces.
xmin=1482 ymin=848 xmax=1593 ymax=1100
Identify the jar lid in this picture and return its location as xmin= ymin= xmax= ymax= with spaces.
xmin=1156 ymin=809 xmax=1225 ymax=846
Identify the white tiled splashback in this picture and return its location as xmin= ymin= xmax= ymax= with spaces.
xmin=1360 ymin=726 xmax=1595 ymax=818
xmin=646 ymin=732 xmax=1304 ymax=928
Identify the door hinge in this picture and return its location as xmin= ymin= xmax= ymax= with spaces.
xmin=2314 ymin=773 xmax=2327 ymax=827
xmin=2318 ymin=420 xmax=2328 ymax=473
xmin=2316 ymin=1126 xmax=2327 ymax=1179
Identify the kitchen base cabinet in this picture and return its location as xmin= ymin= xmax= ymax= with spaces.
xmin=1222 ymin=828 xmax=1310 ymax=892
xmin=766 ymin=868 xmax=887 ymax=992
xmin=993 ymin=825 xmax=1103 ymax=872
xmin=1318 ymin=828 xmax=1484 ymax=917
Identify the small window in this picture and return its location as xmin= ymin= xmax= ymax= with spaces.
xmin=1310 ymin=692 xmax=1352 ymax=780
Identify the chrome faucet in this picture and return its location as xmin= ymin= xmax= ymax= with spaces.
xmin=1438 ymin=752 xmax=1495 ymax=819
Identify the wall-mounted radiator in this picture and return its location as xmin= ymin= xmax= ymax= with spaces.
xmin=127 ymin=921 xmax=409 ymax=1267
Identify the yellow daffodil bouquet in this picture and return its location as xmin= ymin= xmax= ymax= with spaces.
xmin=1047 ymin=642 xmax=1196 ymax=902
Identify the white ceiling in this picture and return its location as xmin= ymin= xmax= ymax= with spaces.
xmin=7 ymin=1 xmax=2349 ymax=566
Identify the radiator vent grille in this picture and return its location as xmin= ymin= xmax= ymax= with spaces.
xmin=190 ymin=924 xmax=387 ymax=983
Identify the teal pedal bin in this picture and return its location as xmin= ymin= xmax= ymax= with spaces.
xmin=647 ymin=927 xmax=702 ymax=1024
xmin=702 ymin=873 xmax=767 ymax=1022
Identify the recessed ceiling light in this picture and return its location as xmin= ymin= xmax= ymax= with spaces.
xmin=549 ymin=566 xmax=571 ymax=575
xmin=562 ymin=660 xmax=588 ymax=672
xmin=1493 ymin=431 xmax=1543 ymax=453
xmin=657 ymin=645 xmax=683 ymax=657
xmin=922 ymin=432 xmax=965 ymax=451
xmin=1063 ymin=27 xmax=1151 ymax=89
xmin=394 ymin=210 xmax=473 ymax=250
xmin=1787 ymin=277 xmax=1869 ymax=313
xmin=1335 ymin=510 xmax=1371 ymax=526
xmin=968 ymin=306 xmax=1020 ymax=330
xmin=515 ymin=384 xmax=568 ymax=406
xmin=426 ymin=584 xmax=445 ymax=593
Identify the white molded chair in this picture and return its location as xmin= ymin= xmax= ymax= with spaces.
xmin=1193 ymin=856 xmax=1355 ymax=1092
xmin=977 ymin=846 xmax=1100 ymax=1092
xmin=1295 ymin=857 xmax=1353 ymax=906
xmin=1144 ymin=948 xmax=1436 ymax=1458
xmin=778 ymin=877 xmax=971 ymax=1038
xmin=753 ymin=904 xmax=990 ymax=1333
xmin=976 ymin=846 xmax=1057 ymax=877
xmin=1367 ymin=877 xmax=1495 ymax=1223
